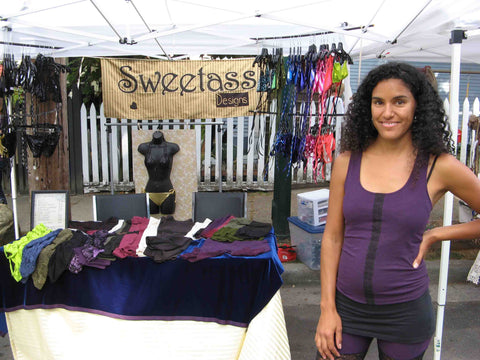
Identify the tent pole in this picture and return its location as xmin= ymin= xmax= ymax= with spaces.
xmin=127 ymin=0 xmax=171 ymax=59
xmin=89 ymin=0 xmax=124 ymax=43
xmin=217 ymin=122 xmax=223 ymax=192
xmin=6 ymin=97 xmax=20 ymax=239
xmin=108 ymin=125 xmax=114 ymax=195
xmin=433 ymin=29 xmax=465 ymax=360
xmin=347 ymin=0 xmax=387 ymax=53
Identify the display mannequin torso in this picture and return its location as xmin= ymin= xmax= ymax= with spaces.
xmin=138 ymin=131 xmax=180 ymax=214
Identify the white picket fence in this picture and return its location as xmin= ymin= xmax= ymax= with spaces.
xmin=80 ymin=97 xmax=480 ymax=193
xmin=80 ymin=101 xmax=287 ymax=193
xmin=445 ymin=97 xmax=480 ymax=167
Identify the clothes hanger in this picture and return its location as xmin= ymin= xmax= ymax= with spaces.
xmin=337 ymin=42 xmax=354 ymax=65
xmin=328 ymin=43 xmax=338 ymax=58
xmin=253 ymin=47 xmax=269 ymax=67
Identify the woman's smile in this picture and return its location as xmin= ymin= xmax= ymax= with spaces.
xmin=379 ymin=121 xmax=399 ymax=127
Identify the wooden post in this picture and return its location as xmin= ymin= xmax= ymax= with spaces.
xmin=68 ymin=84 xmax=84 ymax=194
xmin=27 ymin=58 xmax=69 ymax=192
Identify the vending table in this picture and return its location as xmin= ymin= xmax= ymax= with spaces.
xmin=0 ymin=232 xmax=291 ymax=360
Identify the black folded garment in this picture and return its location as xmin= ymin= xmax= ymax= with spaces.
xmin=144 ymin=216 xmax=194 ymax=263
xmin=234 ymin=220 xmax=272 ymax=240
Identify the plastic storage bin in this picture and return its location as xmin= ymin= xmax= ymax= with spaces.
xmin=297 ymin=189 xmax=330 ymax=226
xmin=287 ymin=216 xmax=324 ymax=270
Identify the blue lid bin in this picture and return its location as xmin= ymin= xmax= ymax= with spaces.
xmin=287 ymin=216 xmax=325 ymax=270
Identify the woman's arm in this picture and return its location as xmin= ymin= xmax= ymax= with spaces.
xmin=315 ymin=152 xmax=349 ymax=360
xmin=414 ymin=153 xmax=480 ymax=267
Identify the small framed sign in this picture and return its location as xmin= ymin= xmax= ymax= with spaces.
xmin=30 ymin=190 xmax=70 ymax=230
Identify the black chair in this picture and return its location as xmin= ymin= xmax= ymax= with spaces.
xmin=93 ymin=193 xmax=150 ymax=221
xmin=192 ymin=192 xmax=247 ymax=222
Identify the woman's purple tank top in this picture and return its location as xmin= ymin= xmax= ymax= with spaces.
xmin=337 ymin=152 xmax=432 ymax=305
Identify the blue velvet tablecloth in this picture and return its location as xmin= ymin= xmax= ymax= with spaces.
xmin=1 ymin=231 xmax=283 ymax=335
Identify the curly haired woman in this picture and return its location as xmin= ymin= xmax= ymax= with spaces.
xmin=315 ymin=62 xmax=480 ymax=360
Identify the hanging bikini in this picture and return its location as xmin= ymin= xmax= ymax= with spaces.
xmin=290 ymin=48 xmax=308 ymax=167
xmin=25 ymin=126 xmax=61 ymax=158
xmin=313 ymin=49 xmax=348 ymax=180
xmin=302 ymin=45 xmax=319 ymax=169
xmin=332 ymin=60 xmax=349 ymax=84
xmin=32 ymin=54 xmax=69 ymax=103
xmin=307 ymin=48 xmax=332 ymax=180
xmin=25 ymin=102 xmax=62 ymax=164
xmin=270 ymin=52 xmax=297 ymax=174
xmin=269 ymin=43 xmax=352 ymax=179
xmin=308 ymin=44 xmax=344 ymax=181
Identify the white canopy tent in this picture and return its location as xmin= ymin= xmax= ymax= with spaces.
xmin=1 ymin=1 xmax=480 ymax=359
xmin=0 ymin=0 xmax=479 ymax=63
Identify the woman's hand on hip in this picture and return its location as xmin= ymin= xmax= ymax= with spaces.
xmin=413 ymin=229 xmax=437 ymax=269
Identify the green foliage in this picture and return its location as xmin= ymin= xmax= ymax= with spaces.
xmin=11 ymin=87 xmax=25 ymax=109
xmin=67 ymin=57 xmax=102 ymax=107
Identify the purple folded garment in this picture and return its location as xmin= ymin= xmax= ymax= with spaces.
xmin=69 ymin=245 xmax=109 ymax=274
xmin=198 ymin=215 xmax=234 ymax=238
xmin=180 ymin=238 xmax=270 ymax=262
xmin=229 ymin=239 xmax=271 ymax=256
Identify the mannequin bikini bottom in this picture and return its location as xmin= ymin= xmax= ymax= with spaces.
xmin=149 ymin=189 xmax=175 ymax=207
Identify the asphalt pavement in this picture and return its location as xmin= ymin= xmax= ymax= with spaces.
xmin=281 ymin=259 xmax=479 ymax=360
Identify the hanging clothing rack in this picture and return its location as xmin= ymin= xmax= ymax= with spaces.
xmin=250 ymin=25 xmax=374 ymax=41
xmin=3 ymin=107 xmax=61 ymax=119
xmin=0 ymin=41 xmax=62 ymax=50
xmin=251 ymin=43 xmax=350 ymax=180
xmin=8 ymin=123 xmax=61 ymax=129
xmin=249 ymin=110 xmax=345 ymax=117
xmin=104 ymin=120 xmax=224 ymax=127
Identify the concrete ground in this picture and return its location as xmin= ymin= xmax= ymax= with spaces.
xmin=1 ymin=190 xmax=479 ymax=359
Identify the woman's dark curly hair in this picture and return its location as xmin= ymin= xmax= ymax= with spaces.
xmin=341 ymin=62 xmax=453 ymax=161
